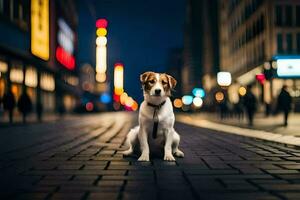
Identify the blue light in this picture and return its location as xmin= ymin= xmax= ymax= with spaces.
xmin=192 ymin=88 xmax=205 ymax=98
xmin=182 ymin=95 xmax=193 ymax=105
xmin=100 ymin=93 xmax=111 ymax=104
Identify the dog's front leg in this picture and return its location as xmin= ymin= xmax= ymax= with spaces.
xmin=138 ymin=127 xmax=150 ymax=161
xmin=164 ymin=130 xmax=175 ymax=161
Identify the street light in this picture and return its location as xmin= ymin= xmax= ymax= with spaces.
xmin=217 ymin=72 xmax=232 ymax=87
xmin=96 ymin=18 xmax=108 ymax=83
xmin=114 ymin=63 xmax=124 ymax=95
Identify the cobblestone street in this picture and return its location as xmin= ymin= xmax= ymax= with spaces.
xmin=0 ymin=112 xmax=300 ymax=200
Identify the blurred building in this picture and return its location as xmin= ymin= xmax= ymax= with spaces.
xmin=166 ymin=48 xmax=183 ymax=98
xmin=219 ymin=0 xmax=300 ymax=110
xmin=0 ymin=0 xmax=80 ymax=117
xmin=182 ymin=0 xmax=219 ymax=95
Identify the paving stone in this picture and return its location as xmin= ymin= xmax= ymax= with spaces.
xmin=2 ymin=114 xmax=300 ymax=200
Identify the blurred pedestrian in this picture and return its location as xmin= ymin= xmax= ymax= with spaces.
xmin=58 ymin=104 xmax=65 ymax=117
xmin=17 ymin=92 xmax=32 ymax=123
xmin=277 ymin=85 xmax=292 ymax=126
xmin=2 ymin=90 xmax=16 ymax=123
xmin=36 ymin=102 xmax=43 ymax=122
xmin=243 ymin=85 xmax=257 ymax=126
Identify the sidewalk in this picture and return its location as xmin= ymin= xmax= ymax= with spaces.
xmin=0 ymin=112 xmax=76 ymax=127
xmin=183 ymin=112 xmax=300 ymax=137
xmin=176 ymin=112 xmax=300 ymax=147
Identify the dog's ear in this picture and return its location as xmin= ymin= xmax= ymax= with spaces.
xmin=140 ymin=71 xmax=154 ymax=84
xmin=167 ymin=75 xmax=177 ymax=89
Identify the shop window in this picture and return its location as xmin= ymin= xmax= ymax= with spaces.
xmin=276 ymin=5 xmax=282 ymax=26
xmin=10 ymin=64 xmax=23 ymax=84
xmin=25 ymin=67 xmax=37 ymax=88
xmin=40 ymin=73 xmax=55 ymax=92
xmin=42 ymin=91 xmax=55 ymax=112
xmin=277 ymin=33 xmax=283 ymax=53
xmin=286 ymin=33 xmax=293 ymax=53
xmin=285 ymin=6 xmax=293 ymax=26
xmin=0 ymin=60 xmax=8 ymax=73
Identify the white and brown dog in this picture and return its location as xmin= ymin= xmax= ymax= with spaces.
xmin=123 ymin=71 xmax=184 ymax=161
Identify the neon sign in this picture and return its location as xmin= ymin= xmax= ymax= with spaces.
xmin=56 ymin=18 xmax=75 ymax=70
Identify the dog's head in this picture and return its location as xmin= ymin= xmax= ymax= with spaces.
xmin=140 ymin=71 xmax=177 ymax=99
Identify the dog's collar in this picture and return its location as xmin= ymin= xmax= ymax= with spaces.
xmin=147 ymin=100 xmax=166 ymax=109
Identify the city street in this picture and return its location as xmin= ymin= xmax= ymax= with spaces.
xmin=0 ymin=112 xmax=300 ymax=200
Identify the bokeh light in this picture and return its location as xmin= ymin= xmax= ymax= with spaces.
xmin=192 ymin=88 xmax=205 ymax=98
xmin=193 ymin=97 xmax=203 ymax=107
xmin=96 ymin=28 xmax=107 ymax=36
xmin=96 ymin=19 xmax=108 ymax=28
xmin=238 ymin=86 xmax=247 ymax=96
xmin=85 ymin=102 xmax=94 ymax=111
xmin=173 ymin=98 xmax=183 ymax=108
xmin=182 ymin=95 xmax=193 ymax=105
xmin=215 ymin=92 xmax=224 ymax=102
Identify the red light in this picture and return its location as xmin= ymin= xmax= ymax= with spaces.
xmin=86 ymin=102 xmax=94 ymax=111
xmin=96 ymin=19 xmax=108 ymax=28
xmin=113 ymin=93 xmax=120 ymax=102
xmin=256 ymin=74 xmax=265 ymax=85
xmin=56 ymin=46 xmax=75 ymax=70
xmin=114 ymin=62 xmax=123 ymax=68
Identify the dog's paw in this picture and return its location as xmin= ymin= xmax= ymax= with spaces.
xmin=138 ymin=154 xmax=150 ymax=162
xmin=174 ymin=150 xmax=184 ymax=158
xmin=122 ymin=149 xmax=133 ymax=156
xmin=164 ymin=154 xmax=176 ymax=161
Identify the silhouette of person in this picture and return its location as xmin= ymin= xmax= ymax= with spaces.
xmin=17 ymin=92 xmax=32 ymax=123
xmin=36 ymin=102 xmax=43 ymax=122
xmin=277 ymin=85 xmax=292 ymax=126
xmin=2 ymin=90 xmax=16 ymax=123
xmin=243 ymin=85 xmax=257 ymax=126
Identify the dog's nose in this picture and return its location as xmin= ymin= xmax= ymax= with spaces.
xmin=155 ymin=89 xmax=161 ymax=95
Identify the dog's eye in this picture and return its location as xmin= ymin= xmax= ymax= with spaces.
xmin=149 ymin=80 xmax=155 ymax=84
xmin=162 ymin=81 xmax=168 ymax=85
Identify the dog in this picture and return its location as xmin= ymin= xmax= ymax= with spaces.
xmin=122 ymin=71 xmax=184 ymax=161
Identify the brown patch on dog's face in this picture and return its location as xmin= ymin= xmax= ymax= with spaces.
xmin=140 ymin=71 xmax=156 ymax=92
xmin=160 ymin=74 xmax=177 ymax=96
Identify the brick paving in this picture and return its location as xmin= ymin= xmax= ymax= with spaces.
xmin=0 ymin=113 xmax=300 ymax=200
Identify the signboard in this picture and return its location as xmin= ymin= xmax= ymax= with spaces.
xmin=31 ymin=0 xmax=49 ymax=60
xmin=277 ymin=59 xmax=300 ymax=78
xmin=56 ymin=18 xmax=75 ymax=70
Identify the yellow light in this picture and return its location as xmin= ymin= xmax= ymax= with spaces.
xmin=114 ymin=88 xmax=124 ymax=95
xmin=120 ymin=92 xmax=128 ymax=105
xmin=238 ymin=86 xmax=247 ymax=96
xmin=125 ymin=97 xmax=134 ymax=107
xmin=132 ymin=101 xmax=138 ymax=111
xmin=96 ymin=28 xmax=107 ymax=36
xmin=114 ymin=65 xmax=124 ymax=93
xmin=40 ymin=73 xmax=55 ymax=91
xmin=96 ymin=46 xmax=107 ymax=73
xmin=96 ymin=73 xmax=106 ymax=83
xmin=25 ymin=67 xmax=38 ymax=88
xmin=0 ymin=60 xmax=8 ymax=72
xmin=215 ymin=92 xmax=224 ymax=102
xmin=10 ymin=68 xmax=24 ymax=83
xmin=96 ymin=36 xmax=107 ymax=46
xmin=193 ymin=97 xmax=203 ymax=107
xmin=31 ymin=0 xmax=49 ymax=60
xmin=173 ymin=98 xmax=183 ymax=108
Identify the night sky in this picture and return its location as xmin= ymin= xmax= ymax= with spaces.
xmin=77 ymin=0 xmax=186 ymax=102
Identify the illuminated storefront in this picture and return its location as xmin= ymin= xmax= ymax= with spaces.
xmin=0 ymin=0 xmax=80 ymax=120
